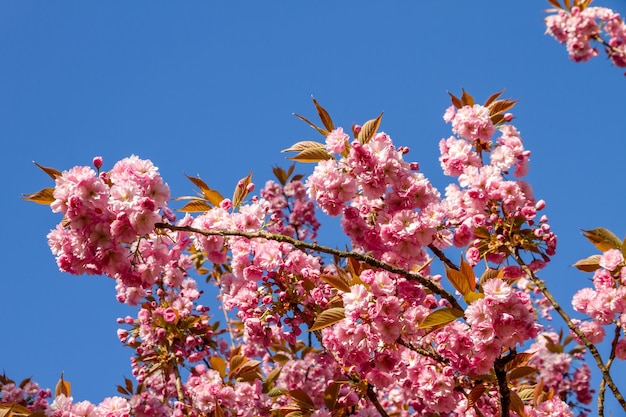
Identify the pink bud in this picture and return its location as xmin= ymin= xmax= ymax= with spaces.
xmin=93 ymin=156 xmax=103 ymax=170
xmin=246 ymin=182 xmax=255 ymax=192
xmin=503 ymin=113 xmax=514 ymax=122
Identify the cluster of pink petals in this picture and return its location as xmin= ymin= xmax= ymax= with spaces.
xmin=545 ymin=6 xmax=626 ymax=68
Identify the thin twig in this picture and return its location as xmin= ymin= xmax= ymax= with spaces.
xmin=512 ymin=248 xmax=626 ymax=414
xmin=155 ymin=222 xmax=462 ymax=311
xmin=428 ymin=243 xmax=459 ymax=271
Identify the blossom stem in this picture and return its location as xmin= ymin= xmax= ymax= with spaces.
xmin=155 ymin=223 xmax=462 ymax=311
xmin=512 ymin=248 xmax=626 ymax=414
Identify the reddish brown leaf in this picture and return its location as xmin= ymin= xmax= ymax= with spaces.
xmin=357 ymin=112 xmax=384 ymax=144
xmin=312 ymin=96 xmax=335 ymax=132
xmin=33 ymin=161 xmax=62 ymax=180
xmin=293 ymin=113 xmax=328 ymax=136
xmin=22 ymin=187 xmax=55 ymax=205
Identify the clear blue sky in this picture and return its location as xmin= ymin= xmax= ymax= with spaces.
xmin=1 ymin=0 xmax=625 ymax=412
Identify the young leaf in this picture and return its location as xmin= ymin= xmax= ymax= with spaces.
xmin=546 ymin=0 xmax=562 ymax=9
xmin=483 ymin=90 xmax=504 ymax=108
xmin=232 ymin=171 xmax=253 ymax=209
xmin=572 ymin=254 xmax=602 ymax=272
xmin=445 ymin=265 xmax=471 ymax=296
xmin=283 ymin=141 xmax=333 ymax=163
xmin=461 ymin=88 xmax=475 ymax=106
xmin=460 ymin=257 xmax=477 ymax=292
xmin=463 ymin=291 xmax=484 ymax=304
xmin=324 ymin=382 xmax=340 ymax=411
xmin=210 ymin=356 xmax=227 ymax=379
xmin=509 ymin=390 xmax=527 ymax=417
xmin=357 ymin=112 xmax=384 ymax=144
xmin=309 ymin=307 xmax=345 ymax=331
xmin=33 ymin=161 xmax=62 ymax=180
xmin=582 ymin=227 xmax=622 ymax=252
xmin=178 ymin=199 xmax=213 ymax=213
xmin=417 ymin=308 xmax=463 ymax=329
xmin=467 ymin=383 xmax=486 ymax=408
xmin=448 ymin=91 xmax=463 ymax=109
xmin=288 ymin=389 xmax=315 ymax=411
xmin=319 ymin=273 xmax=351 ymax=293
xmin=22 ymin=188 xmax=55 ymax=205
xmin=55 ymin=372 xmax=71 ymax=397
xmin=505 ymin=352 xmax=534 ymax=371
xmin=312 ymin=96 xmax=334 ymax=132
xmin=507 ymin=366 xmax=538 ymax=381
xmin=185 ymin=175 xmax=225 ymax=206
xmin=272 ymin=166 xmax=288 ymax=185
xmin=293 ymin=113 xmax=328 ymax=136
xmin=267 ymin=387 xmax=288 ymax=398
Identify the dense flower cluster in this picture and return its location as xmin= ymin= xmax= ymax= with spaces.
xmin=13 ymin=89 xmax=609 ymax=416
xmin=545 ymin=5 xmax=626 ymax=68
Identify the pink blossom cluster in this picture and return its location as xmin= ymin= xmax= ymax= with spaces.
xmin=526 ymin=332 xmax=594 ymax=407
xmin=0 ymin=378 xmax=51 ymax=413
xmin=572 ymin=249 xmax=626 ymax=355
xmin=545 ymin=6 xmax=626 ymax=68
xmin=24 ymin=94 xmax=607 ymax=415
xmin=440 ymin=104 xmax=556 ymax=269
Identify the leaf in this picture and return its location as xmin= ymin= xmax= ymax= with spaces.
xmin=448 ymin=91 xmax=462 ymax=109
xmin=229 ymin=354 xmax=246 ymax=375
xmin=487 ymin=99 xmax=518 ymax=118
xmin=185 ymin=175 xmax=225 ymax=206
xmin=287 ymin=147 xmax=333 ymax=163
xmin=293 ymin=113 xmax=328 ymax=136
xmin=467 ymin=383 xmax=486 ymax=408
xmin=480 ymin=268 xmax=500 ymax=286
xmin=483 ymin=90 xmax=504 ymax=108
xmin=282 ymin=141 xmax=332 ymax=163
xmin=319 ymin=273 xmax=351 ymax=293
xmin=272 ymin=166 xmax=288 ymax=185
xmin=445 ymin=265 xmax=471 ymax=296
xmin=55 ymin=372 xmax=71 ymax=397
xmin=0 ymin=403 xmax=32 ymax=417
xmin=463 ymin=291 xmax=484 ymax=304
xmin=509 ymin=390 xmax=527 ymax=417
xmin=546 ymin=0 xmax=562 ymax=9
xmin=357 ymin=112 xmax=384 ymax=144
xmin=324 ymin=381 xmax=340 ymax=411
xmin=505 ymin=352 xmax=535 ymax=371
xmin=210 ymin=356 xmax=227 ymax=379
xmin=268 ymin=387 xmax=288 ymax=397
xmin=460 ymin=258 xmax=477 ymax=292
xmin=461 ymin=88 xmax=475 ymax=106
xmin=33 ymin=161 xmax=62 ymax=180
xmin=507 ymin=366 xmax=538 ymax=382
xmin=309 ymin=307 xmax=345 ymax=331
xmin=22 ymin=187 xmax=55 ymax=205
xmin=232 ymin=171 xmax=253 ymax=209
xmin=263 ymin=367 xmax=282 ymax=390
xmin=564 ymin=0 xmax=571 ymax=10
xmin=582 ymin=228 xmax=622 ymax=252
xmin=214 ymin=399 xmax=224 ymax=417
xmin=312 ymin=96 xmax=334 ymax=131
xmin=417 ymin=307 xmax=463 ymax=329
xmin=178 ymin=199 xmax=213 ymax=213
xmin=572 ymin=254 xmax=602 ymax=272
xmin=288 ymin=389 xmax=315 ymax=411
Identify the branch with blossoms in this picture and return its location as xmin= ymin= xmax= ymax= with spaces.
xmin=14 ymin=91 xmax=611 ymax=417
xmin=545 ymin=0 xmax=626 ymax=72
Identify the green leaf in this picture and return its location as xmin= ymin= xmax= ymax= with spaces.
xmin=268 ymin=387 xmax=288 ymax=397
xmin=417 ymin=307 xmax=463 ymax=329
xmin=309 ymin=307 xmax=345 ymax=331
xmin=582 ymin=228 xmax=622 ymax=252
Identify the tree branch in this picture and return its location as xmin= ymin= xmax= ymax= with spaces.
xmin=512 ymin=248 xmax=626 ymax=414
xmin=155 ymin=222 xmax=462 ymax=311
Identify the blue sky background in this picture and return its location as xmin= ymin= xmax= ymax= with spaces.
xmin=1 ymin=0 xmax=625 ymax=412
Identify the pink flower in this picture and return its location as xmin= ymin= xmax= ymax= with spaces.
xmin=599 ymin=248 xmax=624 ymax=271
xmin=325 ymin=127 xmax=350 ymax=154
xmin=450 ymin=104 xmax=495 ymax=143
